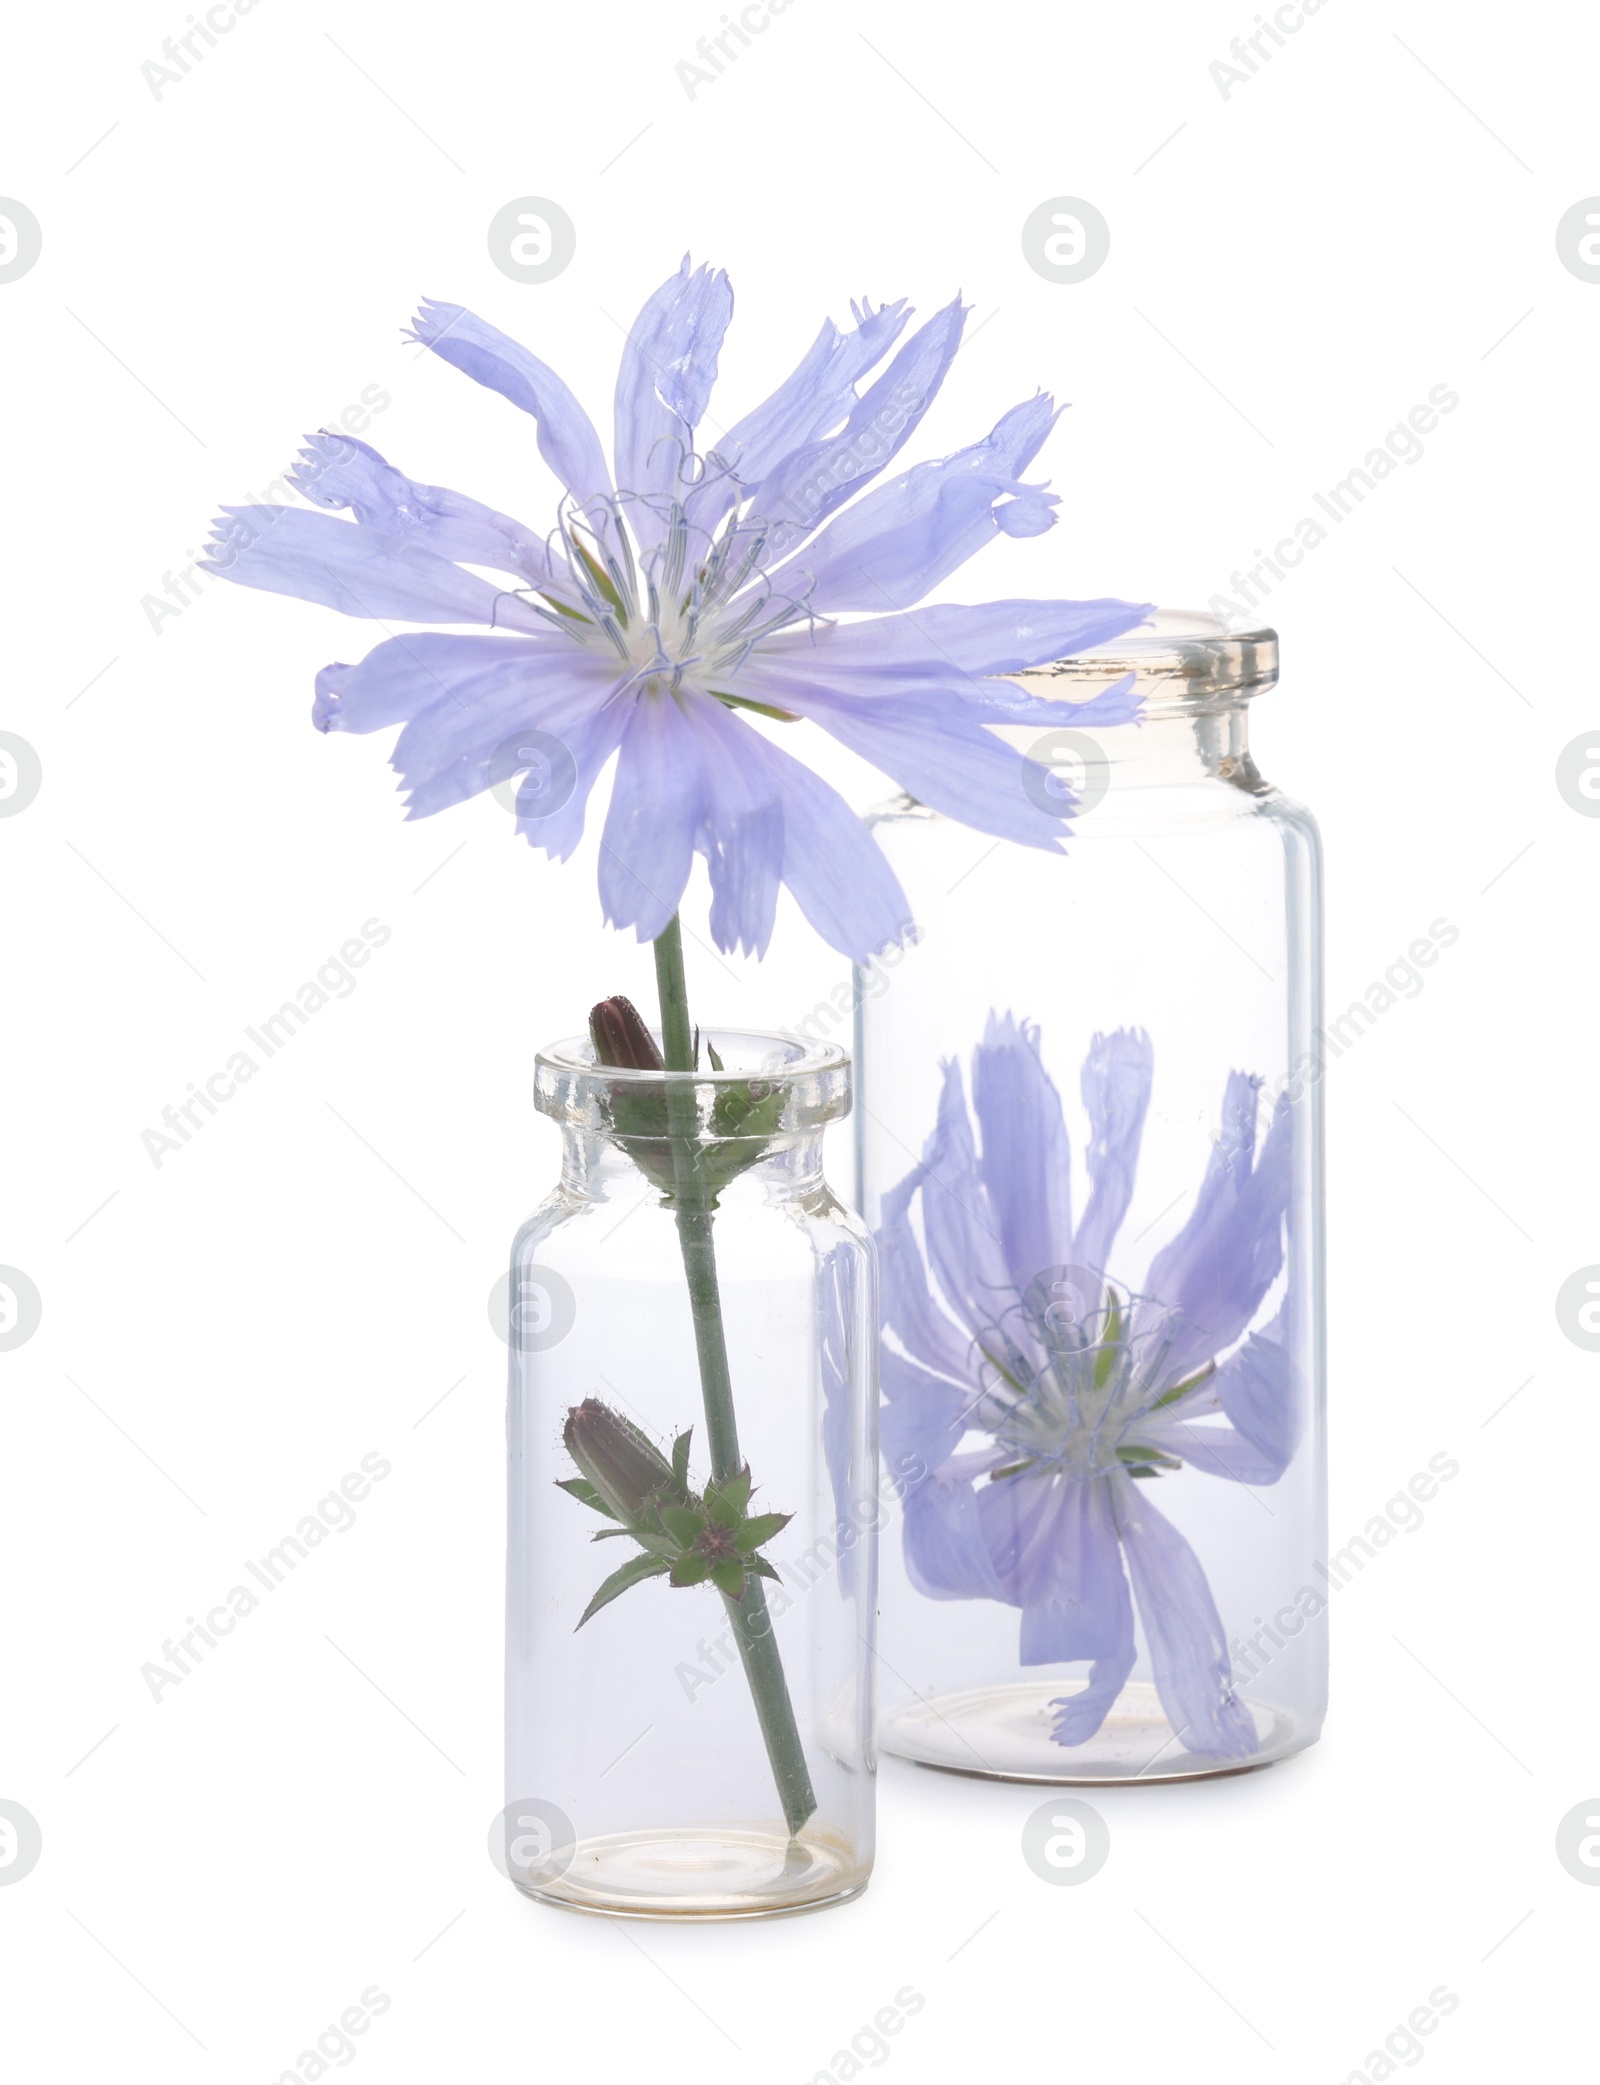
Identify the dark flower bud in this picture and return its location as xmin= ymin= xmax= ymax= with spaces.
xmin=562 ymin=1398 xmax=673 ymax=1525
xmin=589 ymin=997 xmax=663 ymax=1072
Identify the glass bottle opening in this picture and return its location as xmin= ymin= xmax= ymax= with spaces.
xmin=1007 ymin=606 xmax=1278 ymax=717
xmin=535 ymin=1029 xmax=851 ymax=1140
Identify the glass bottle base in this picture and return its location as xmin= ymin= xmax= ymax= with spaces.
xmin=519 ymin=1825 xmax=870 ymax=1920
xmin=881 ymin=1680 xmax=1316 ymax=1784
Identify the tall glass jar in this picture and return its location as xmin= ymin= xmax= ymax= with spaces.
xmin=504 ymin=1031 xmax=878 ymax=1916
xmin=855 ymin=612 xmax=1325 ymax=1782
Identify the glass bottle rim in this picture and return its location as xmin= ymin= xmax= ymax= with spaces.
xmin=1009 ymin=607 xmax=1278 ymax=714
xmin=535 ymin=1028 xmax=851 ymax=1134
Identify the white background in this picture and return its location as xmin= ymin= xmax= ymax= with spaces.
xmin=2 ymin=0 xmax=1595 ymax=2078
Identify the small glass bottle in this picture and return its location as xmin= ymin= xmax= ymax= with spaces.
xmin=504 ymin=1032 xmax=878 ymax=1915
xmin=855 ymin=612 xmax=1326 ymax=1782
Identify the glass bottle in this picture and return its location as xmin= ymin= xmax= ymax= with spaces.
xmin=504 ymin=1032 xmax=878 ymax=1914
xmin=855 ymin=612 xmax=1325 ymax=1782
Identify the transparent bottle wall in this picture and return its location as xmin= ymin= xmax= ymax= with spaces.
xmin=504 ymin=1034 xmax=878 ymax=1915
xmin=856 ymin=614 xmax=1326 ymax=1782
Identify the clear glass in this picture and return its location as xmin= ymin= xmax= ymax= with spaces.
xmin=855 ymin=611 xmax=1326 ymax=1783
xmin=505 ymin=1031 xmax=878 ymax=1916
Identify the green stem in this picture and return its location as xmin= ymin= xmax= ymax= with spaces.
xmin=652 ymin=915 xmax=818 ymax=1839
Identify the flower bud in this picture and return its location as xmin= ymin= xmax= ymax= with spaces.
xmin=562 ymin=1398 xmax=673 ymax=1524
xmin=589 ymin=997 xmax=663 ymax=1072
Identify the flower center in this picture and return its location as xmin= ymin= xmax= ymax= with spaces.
xmin=977 ymin=1294 xmax=1180 ymax=1483
xmin=691 ymin=1522 xmax=742 ymax=1565
xmin=539 ymin=491 xmax=817 ymax=698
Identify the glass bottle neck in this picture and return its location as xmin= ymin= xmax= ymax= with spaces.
xmin=557 ymin=1125 xmax=831 ymax=1202
xmin=1004 ymin=700 xmax=1263 ymax=796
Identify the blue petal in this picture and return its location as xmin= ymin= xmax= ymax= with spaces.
xmin=289 ymin=432 xmax=559 ymax=585
xmin=596 ymin=694 xmax=700 ymax=941
xmin=735 ymin=728 xmax=912 ymax=962
xmin=679 ymin=695 xmax=784 ymax=959
xmin=995 ymin=490 xmax=1058 ymax=538
xmin=1071 ymin=1028 xmax=1154 ymax=1275
xmin=971 ymin=1012 xmax=1073 ymax=1298
xmin=758 ymin=598 xmax=1152 ymax=680
xmin=978 ymin=1475 xmax=1135 ymax=1698
xmin=881 ymin=1344 xmax=976 ymax=1495
xmin=773 ymin=475 xmax=1056 ymax=615
xmin=685 ymin=296 xmax=911 ymax=535
xmin=1212 ymin=1309 xmax=1300 ymax=1480
xmin=979 ymin=1474 xmax=1137 ymax=1745
xmin=902 ymin=1475 xmax=1008 ymax=1602
xmin=747 ymin=676 xmax=1070 ymax=849
xmin=915 ymin=1060 xmax=1017 ymax=1346
xmin=613 ymin=258 xmax=733 ymax=551
xmin=408 ymin=300 xmax=614 ymax=515
xmin=748 ymin=295 xmax=967 ymax=562
xmin=202 ymin=507 xmax=537 ymax=628
xmin=765 ymin=397 xmax=1064 ymax=613
xmin=972 ymin=1466 xmax=1047 ymax=1605
xmin=1051 ymin=1639 xmax=1138 ymax=1747
xmin=976 ymin=670 xmax=1145 ymax=728
xmin=1146 ymin=1419 xmax=1284 ymax=1487
xmin=876 ymin=1168 xmax=985 ymax=1388
xmin=516 ymin=694 xmax=632 ymax=862
xmin=313 ymin=632 xmax=566 ymax=734
xmin=1111 ymin=1472 xmax=1257 ymax=1760
xmin=1145 ymin=1082 xmax=1293 ymax=1381
xmin=390 ymin=649 xmax=623 ymax=819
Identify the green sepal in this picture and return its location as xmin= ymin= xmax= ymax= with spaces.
xmin=738 ymin=1511 xmax=791 ymax=1550
xmin=670 ymin=1428 xmax=693 ymax=1495
xmin=658 ymin=1503 xmax=702 ymax=1548
xmin=1152 ymin=1361 xmax=1216 ymax=1411
xmin=1115 ymin=1442 xmax=1181 ymax=1474
xmin=706 ymin=1077 xmax=786 ymax=1162
xmin=746 ymin=1554 xmax=781 ymax=1582
xmin=710 ymin=689 xmax=801 ymax=723
xmin=555 ymin=1476 xmax=621 ymax=1521
xmin=709 ymin=1560 xmax=746 ymax=1599
xmin=988 ymin=1457 xmax=1038 ymax=1484
xmin=575 ymin=1552 xmax=671 ymax=1629
xmin=709 ymin=1466 xmax=752 ymax=1520
xmin=596 ymin=1074 xmax=789 ymax=1205
xmin=1093 ymin=1288 xmax=1124 ymax=1391
xmin=669 ymin=1553 xmax=712 ymax=1587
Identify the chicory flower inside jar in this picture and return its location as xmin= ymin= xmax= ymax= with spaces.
xmin=855 ymin=611 xmax=1327 ymax=1782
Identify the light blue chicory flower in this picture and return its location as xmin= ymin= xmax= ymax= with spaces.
xmin=202 ymin=260 xmax=1149 ymax=961
xmin=877 ymin=1013 xmax=1298 ymax=1759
